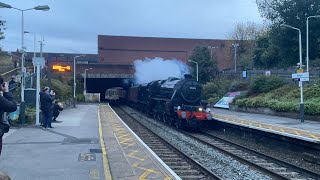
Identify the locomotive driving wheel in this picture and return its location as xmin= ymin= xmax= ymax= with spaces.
xmin=163 ymin=114 xmax=168 ymax=123
xmin=175 ymin=118 xmax=183 ymax=129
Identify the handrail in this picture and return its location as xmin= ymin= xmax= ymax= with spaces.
xmin=1 ymin=67 xmax=21 ymax=76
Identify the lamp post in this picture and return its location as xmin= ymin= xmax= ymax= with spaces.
xmin=280 ymin=24 xmax=304 ymax=122
xmin=208 ymin=46 xmax=218 ymax=60
xmin=73 ymin=55 xmax=85 ymax=108
xmin=84 ymin=68 xmax=93 ymax=94
xmin=232 ymin=43 xmax=239 ymax=73
xmin=0 ymin=2 xmax=50 ymax=123
xmin=188 ymin=60 xmax=198 ymax=81
xmin=306 ymin=15 xmax=320 ymax=72
xmin=24 ymin=31 xmax=37 ymax=76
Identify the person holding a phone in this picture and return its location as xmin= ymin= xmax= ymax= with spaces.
xmin=40 ymin=87 xmax=55 ymax=129
xmin=0 ymin=76 xmax=17 ymax=156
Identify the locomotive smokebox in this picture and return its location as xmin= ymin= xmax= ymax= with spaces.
xmin=184 ymin=74 xmax=192 ymax=80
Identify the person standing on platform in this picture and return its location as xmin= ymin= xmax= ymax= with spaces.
xmin=8 ymin=76 xmax=17 ymax=92
xmin=40 ymin=87 xmax=55 ymax=129
xmin=0 ymin=76 xmax=17 ymax=156
xmin=52 ymin=101 xmax=63 ymax=123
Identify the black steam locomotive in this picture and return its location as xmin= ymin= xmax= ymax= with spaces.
xmin=127 ymin=74 xmax=212 ymax=129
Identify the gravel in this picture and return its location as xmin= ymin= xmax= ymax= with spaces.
xmin=205 ymin=124 xmax=320 ymax=174
xmin=122 ymin=106 xmax=272 ymax=180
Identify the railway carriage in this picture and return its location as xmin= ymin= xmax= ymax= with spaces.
xmin=105 ymin=87 xmax=126 ymax=104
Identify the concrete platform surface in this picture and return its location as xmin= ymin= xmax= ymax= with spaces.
xmin=210 ymin=108 xmax=320 ymax=143
xmin=0 ymin=104 xmax=106 ymax=180
xmin=99 ymin=104 xmax=180 ymax=180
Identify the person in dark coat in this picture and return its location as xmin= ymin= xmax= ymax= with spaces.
xmin=40 ymin=87 xmax=55 ymax=129
xmin=0 ymin=76 xmax=17 ymax=156
xmin=8 ymin=76 xmax=17 ymax=92
xmin=52 ymin=101 xmax=63 ymax=123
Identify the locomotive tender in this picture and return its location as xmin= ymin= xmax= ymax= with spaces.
xmin=127 ymin=74 xmax=212 ymax=129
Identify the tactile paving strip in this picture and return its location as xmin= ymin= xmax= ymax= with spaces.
xmin=213 ymin=114 xmax=320 ymax=142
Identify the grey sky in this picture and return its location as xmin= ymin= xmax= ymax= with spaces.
xmin=0 ymin=0 xmax=263 ymax=54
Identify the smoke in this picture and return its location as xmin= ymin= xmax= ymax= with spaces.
xmin=133 ymin=57 xmax=190 ymax=84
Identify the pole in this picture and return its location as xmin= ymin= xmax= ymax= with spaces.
xmin=196 ymin=62 xmax=198 ymax=81
xmin=73 ymin=57 xmax=76 ymax=108
xmin=234 ymin=46 xmax=236 ymax=73
xmin=232 ymin=43 xmax=239 ymax=73
xmin=84 ymin=69 xmax=87 ymax=94
xmin=35 ymin=62 xmax=40 ymax=125
xmin=33 ymin=34 xmax=36 ymax=74
xmin=20 ymin=10 xmax=25 ymax=124
xmin=298 ymin=29 xmax=304 ymax=122
xmin=188 ymin=60 xmax=198 ymax=81
xmin=40 ymin=40 xmax=43 ymax=57
xmin=306 ymin=18 xmax=309 ymax=72
xmin=281 ymin=24 xmax=305 ymax=122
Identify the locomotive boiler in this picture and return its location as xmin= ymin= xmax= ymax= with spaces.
xmin=128 ymin=74 xmax=212 ymax=129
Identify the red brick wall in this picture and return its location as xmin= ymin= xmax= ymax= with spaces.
xmin=98 ymin=35 xmax=234 ymax=70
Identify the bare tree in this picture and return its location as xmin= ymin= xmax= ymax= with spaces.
xmin=227 ymin=21 xmax=266 ymax=70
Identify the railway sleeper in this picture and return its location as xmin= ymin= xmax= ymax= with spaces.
xmin=153 ymin=149 xmax=170 ymax=151
xmin=160 ymin=157 xmax=183 ymax=162
xmin=250 ymin=159 xmax=267 ymax=163
xmin=159 ymin=154 xmax=179 ymax=158
xmin=169 ymin=165 xmax=193 ymax=170
xmin=165 ymin=162 xmax=189 ymax=166
xmin=156 ymin=152 xmax=177 ymax=155
xmin=228 ymin=150 xmax=244 ymax=154
xmin=255 ymin=162 xmax=275 ymax=166
xmin=146 ymin=144 xmax=166 ymax=147
xmin=178 ymin=175 xmax=207 ymax=179
xmin=266 ymin=167 xmax=287 ymax=172
xmin=277 ymin=171 xmax=299 ymax=176
xmin=173 ymin=169 xmax=202 ymax=175
xmin=180 ymin=175 xmax=207 ymax=179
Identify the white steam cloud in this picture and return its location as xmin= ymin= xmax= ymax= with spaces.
xmin=133 ymin=57 xmax=190 ymax=84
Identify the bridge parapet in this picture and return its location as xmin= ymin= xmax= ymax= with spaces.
xmin=82 ymin=73 xmax=134 ymax=79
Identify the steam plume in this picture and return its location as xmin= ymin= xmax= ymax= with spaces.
xmin=133 ymin=57 xmax=190 ymax=84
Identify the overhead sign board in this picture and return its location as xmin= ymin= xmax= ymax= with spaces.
xmin=32 ymin=57 xmax=45 ymax=67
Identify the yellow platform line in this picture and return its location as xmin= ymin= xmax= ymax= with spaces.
xmin=98 ymin=105 xmax=113 ymax=180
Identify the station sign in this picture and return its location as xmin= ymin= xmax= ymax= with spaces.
xmin=21 ymin=67 xmax=27 ymax=73
xmin=292 ymin=72 xmax=309 ymax=82
xmin=52 ymin=65 xmax=71 ymax=72
xmin=32 ymin=57 xmax=45 ymax=68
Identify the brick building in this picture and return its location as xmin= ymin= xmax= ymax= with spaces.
xmin=98 ymin=35 xmax=234 ymax=70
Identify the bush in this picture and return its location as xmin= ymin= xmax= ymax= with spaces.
xmin=202 ymin=79 xmax=232 ymax=101
xmin=41 ymin=79 xmax=72 ymax=102
xmin=249 ymin=76 xmax=284 ymax=94
xmin=229 ymin=81 xmax=250 ymax=92
xmin=76 ymin=93 xmax=85 ymax=102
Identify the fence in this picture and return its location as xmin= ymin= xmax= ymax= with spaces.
xmin=219 ymin=69 xmax=320 ymax=83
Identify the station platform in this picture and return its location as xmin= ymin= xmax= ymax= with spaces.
xmin=99 ymin=104 xmax=180 ymax=180
xmin=210 ymin=108 xmax=320 ymax=144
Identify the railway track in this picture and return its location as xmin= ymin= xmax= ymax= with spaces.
xmin=185 ymin=131 xmax=320 ymax=180
xmin=112 ymin=106 xmax=222 ymax=180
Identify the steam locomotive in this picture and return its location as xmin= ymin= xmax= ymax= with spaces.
xmin=127 ymin=74 xmax=212 ymax=129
